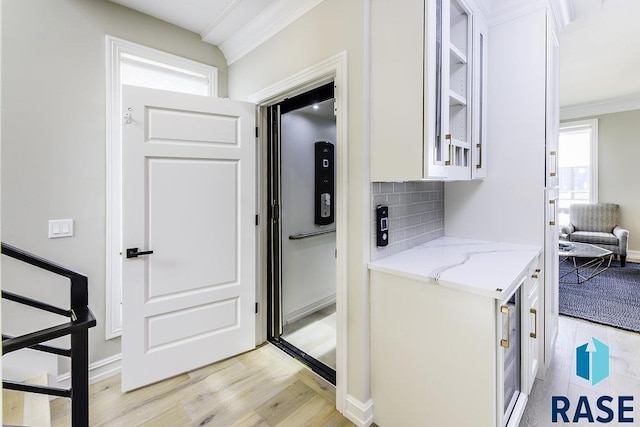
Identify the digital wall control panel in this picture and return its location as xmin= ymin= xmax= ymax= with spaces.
xmin=376 ymin=205 xmax=389 ymax=247
xmin=315 ymin=141 xmax=335 ymax=225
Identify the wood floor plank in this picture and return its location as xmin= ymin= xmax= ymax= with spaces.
xmin=183 ymin=363 xmax=299 ymax=425
xmin=320 ymin=410 xmax=359 ymax=427
xmin=88 ymin=374 xmax=191 ymax=426
xmin=22 ymin=374 xmax=51 ymax=427
xmin=229 ymin=411 xmax=269 ymax=427
xmin=275 ymin=395 xmax=337 ymax=427
xmin=4 ymin=374 xmax=50 ymax=427
xmin=295 ymin=367 xmax=336 ymax=405
xmin=187 ymin=355 xmax=241 ymax=383
xmin=50 ymin=343 xmax=353 ymax=426
xmin=3 ymin=389 xmax=25 ymax=425
xmin=255 ymin=380 xmax=316 ymax=425
xmin=138 ymin=402 xmax=192 ymax=426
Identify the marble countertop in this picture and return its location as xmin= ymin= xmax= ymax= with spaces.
xmin=368 ymin=237 xmax=542 ymax=300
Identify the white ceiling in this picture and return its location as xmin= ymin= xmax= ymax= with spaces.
xmin=111 ymin=0 xmax=637 ymax=109
xmin=110 ymin=0 xmax=323 ymax=64
xmin=559 ymin=0 xmax=640 ymax=107
xmin=110 ymin=0 xmax=274 ymax=46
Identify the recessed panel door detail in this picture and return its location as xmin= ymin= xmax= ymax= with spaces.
xmin=121 ymin=85 xmax=255 ymax=392
xmin=146 ymin=158 xmax=238 ymax=299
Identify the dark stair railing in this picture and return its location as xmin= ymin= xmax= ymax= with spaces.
xmin=1 ymin=242 xmax=96 ymax=427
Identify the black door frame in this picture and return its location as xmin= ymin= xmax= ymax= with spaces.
xmin=265 ymin=82 xmax=337 ymax=385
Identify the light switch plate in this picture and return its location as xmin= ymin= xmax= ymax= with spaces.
xmin=48 ymin=219 xmax=73 ymax=238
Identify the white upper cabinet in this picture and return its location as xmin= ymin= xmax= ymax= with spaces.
xmin=472 ymin=11 xmax=488 ymax=179
xmin=371 ymin=0 xmax=488 ymax=181
xmin=546 ymin=15 xmax=560 ymax=187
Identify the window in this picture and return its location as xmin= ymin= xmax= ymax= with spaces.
xmin=106 ymin=36 xmax=218 ymax=339
xmin=120 ymin=53 xmax=211 ymax=96
xmin=558 ymin=119 xmax=598 ymax=226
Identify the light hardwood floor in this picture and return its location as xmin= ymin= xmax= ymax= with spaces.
xmin=50 ymin=344 xmax=354 ymax=427
xmin=49 ymin=316 xmax=638 ymax=426
xmin=521 ymin=315 xmax=640 ymax=425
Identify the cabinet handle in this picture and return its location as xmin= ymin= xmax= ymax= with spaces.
xmin=476 ymin=143 xmax=482 ymax=169
xmin=550 ymin=151 xmax=557 ymax=177
xmin=445 ymin=134 xmax=452 ymax=166
xmin=500 ymin=305 xmax=510 ymax=348
xmin=530 ymin=308 xmax=538 ymax=339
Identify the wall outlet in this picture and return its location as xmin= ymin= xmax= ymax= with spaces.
xmin=48 ymin=219 xmax=74 ymax=238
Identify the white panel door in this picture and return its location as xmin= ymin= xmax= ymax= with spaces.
xmin=121 ymin=85 xmax=255 ymax=391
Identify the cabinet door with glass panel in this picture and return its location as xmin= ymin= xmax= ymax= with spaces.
xmin=370 ymin=0 xmax=487 ymax=181
xmin=426 ymin=0 xmax=487 ymax=180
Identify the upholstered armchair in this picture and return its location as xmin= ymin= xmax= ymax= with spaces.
xmin=560 ymin=203 xmax=629 ymax=266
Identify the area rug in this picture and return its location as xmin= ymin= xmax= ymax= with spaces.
xmin=559 ymin=259 xmax=640 ymax=333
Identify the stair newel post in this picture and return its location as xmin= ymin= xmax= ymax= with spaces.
xmin=70 ymin=275 xmax=90 ymax=427
xmin=1 ymin=243 xmax=96 ymax=425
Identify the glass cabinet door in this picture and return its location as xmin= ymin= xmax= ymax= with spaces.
xmin=430 ymin=0 xmax=473 ymax=178
xmin=501 ymin=288 xmax=521 ymax=425
xmin=444 ymin=0 xmax=472 ymax=170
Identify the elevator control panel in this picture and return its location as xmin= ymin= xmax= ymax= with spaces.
xmin=376 ymin=205 xmax=389 ymax=247
xmin=315 ymin=141 xmax=335 ymax=225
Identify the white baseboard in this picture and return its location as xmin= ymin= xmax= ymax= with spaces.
xmin=57 ymin=353 xmax=121 ymax=388
xmin=345 ymin=395 xmax=373 ymax=427
xmin=283 ymin=294 xmax=336 ymax=325
xmin=626 ymin=250 xmax=640 ymax=262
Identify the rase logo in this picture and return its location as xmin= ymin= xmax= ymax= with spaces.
xmin=576 ymin=337 xmax=609 ymax=386
xmin=552 ymin=338 xmax=635 ymax=424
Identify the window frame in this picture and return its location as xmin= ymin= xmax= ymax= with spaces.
xmin=558 ymin=118 xmax=599 ymax=224
xmin=105 ymin=36 xmax=218 ymax=339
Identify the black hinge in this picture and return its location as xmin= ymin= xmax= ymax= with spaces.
xmin=255 ymin=215 xmax=259 ymax=226
xmin=255 ymin=126 xmax=259 ymax=137
xmin=255 ymin=302 xmax=259 ymax=314
xmin=270 ymin=203 xmax=280 ymax=221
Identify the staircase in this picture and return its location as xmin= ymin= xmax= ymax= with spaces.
xmin=3 ymin=374 xmax=51 ymax=426
xmin=1 ymin=243 xmax=96 ymax=427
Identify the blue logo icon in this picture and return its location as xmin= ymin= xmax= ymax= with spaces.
xmin=576 ymin=337 xmax=609 ymax=386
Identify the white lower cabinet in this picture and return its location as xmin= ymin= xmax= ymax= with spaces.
xmin=370 ymin=257 xmax=540 ymax=426
xmin=523 ymin=257 xmax=542 ymax=393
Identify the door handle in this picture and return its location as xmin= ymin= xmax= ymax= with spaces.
xmin=126 ymin=247 xmax=154 ymax=259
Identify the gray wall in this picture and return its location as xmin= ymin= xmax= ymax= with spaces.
xmin=562 ymin=109 xmax=640 ymax=254
xmin=1 ymin=0 xmax=228 ymax=368
xmin=227 ymin=0 xmax=371 ymax=403
xmin=371 ymin=182 xmax=445 ymax=261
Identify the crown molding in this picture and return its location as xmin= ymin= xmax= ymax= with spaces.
xmin=467 ymin=0 xmax=492 ymax=20
xmin=489 ymin=0 xmax=546 ymax=27
xmin=488 ymin=0 xmax=574 ymax=28
xmin=200 ymin=0 xmax=245 ymax=44
xmin=212 ymin=0 xmax=325 ymax=65
xmin=560 ymin=93 xmax=640 ymax=121
xmin=549 ymin=0 xmax=575 ymax=30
